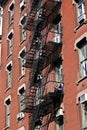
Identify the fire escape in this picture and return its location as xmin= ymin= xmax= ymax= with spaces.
xmin=22 ymin=0 xmax=64 ymax=130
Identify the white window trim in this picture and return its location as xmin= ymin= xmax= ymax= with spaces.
xmin=19 ymin=13 xmax=27 ymax=26
xmin=76 ymin=89 xmax=87 ymax=104
xmin=18 ymin=47 xmax=26 ymax=77
xmin=7 ymin=29 xmax=14 ymax=40
xmin=17 ymin=83 xmax=26 ymax=95
xmin=6 ymin=61 xmax=13 ymax=72
xmin=20 ymin=0 xmax=26 ymax=10
xmin=4 ymin=95 xmax=11 ymax=106
xmin=18 ymin=46 xmax=26 ymax=58
xmin=74 ymin=32 xmax=87 ymax=51
xmin=8 ymin=0 xmax=15 ymax=12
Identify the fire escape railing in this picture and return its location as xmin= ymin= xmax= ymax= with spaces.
xmin=22 ymin=0 xmax=64 ymax=130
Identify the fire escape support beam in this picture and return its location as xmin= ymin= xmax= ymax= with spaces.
xmin=26 ymin=0 xmax=62 ymax=31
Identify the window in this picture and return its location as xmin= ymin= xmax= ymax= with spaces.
xmin=6 ymin=61 xmax=12 ymax=89
xmin=7 ymin=30 xmax=14 ymax=56
xmin=78 ymin=94 xmax=87 ymax=129
xmin=77 ymin=38 xmax=87 ymax=78
xmin=36 ymin=86 xmax=42 ymax=105
xmin=56 ymin=108 xmax=64 ymax=130
xmin=20 ymin=0 xmax=26 ymax=11
xmin=53 ymin=22 xmax=62 ymax=43
xmin=18 ymin=84 xmax=26 ymax=112
xmin=19 ymin=47 xmax=26 ymax=77
xmin=4 ymin=96 xmax=11 ymax=129
xmin=76 ymin=0 xmax=86 ymax=24
xmin=81 ymin=103 xmax=87 ymax=129
xmin=55 ymin=64 xmax=63 ymax=84
xmin=8 ymin=1 xmax=14 ymax=24
xmin=20 ymin=14 xmax=27 ymax=42
xmin=0 ymin=7 xmax=3 ymax=39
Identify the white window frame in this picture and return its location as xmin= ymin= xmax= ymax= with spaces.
xmin=20 ymin=14 xmax=27 ymax=41
xmin=8 ymin=1 xmax=15 ymax=24
xmin=18 ymin=47 xmax=26 ymax=76
xmin=20 ymin=0 xmax=26 ymax=11
xmin=0 ymin=7 xmax=3 ymax=39
xmin=6 ymin=61 xmax=13 ymax=89
xmin=4 ymin=96 xmax=11 ymax=129
xmin=18 ymin=83 xmax=26 ymax=112
xmin=55 ymin=65 xmax=63 ymax=84
xmin=76 ymin=0 xmax=86 ymax=24
xmin=53 ymin=22 xmax=62 ymax=43
xmin=78 ymin=42 xmax=87 ymax=78
xmin=7 ymin=29 xmax=14 ymax=56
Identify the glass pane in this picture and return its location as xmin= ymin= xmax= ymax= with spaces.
xmin=81 ymin=103 xmax=87 ymax=128
xmin=20 ymin=92 xmax=25 ymax=111
xmin=80 ymin=60 xmax=87 ymax=78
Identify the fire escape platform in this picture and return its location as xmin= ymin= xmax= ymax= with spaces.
xmin=26 ymin=0 xmax=62 ymax=31
xmin=33 ymin=89 xmax=64 ymax=117
xmin=24 ymin=42 xmax=62 ymax=69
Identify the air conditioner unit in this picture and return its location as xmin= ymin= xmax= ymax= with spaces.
xmin=53 ymin=35 xmax=61 ymax=43
xmin=79 ymin=93 xmax=87 ymax=104
xmin=56 ymin=108 xmax=64 ymax=118
xmin=20 ymin=0 xmax=26 ymax=9
xmin=17 ymin=112 xmax=25 ymax=121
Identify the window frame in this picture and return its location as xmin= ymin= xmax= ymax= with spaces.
xmin=7 ymin=30 xmax=14 ymax=56
xmin=6 ymin=61 xmax=13 ymax=89
xmin=76 ymin=0 xmax=86 ymax=24
xmin=8 ymin=1 xmax=15 ymax=24
xmin=77 ymin=39 xmax=87 ymax=79
xmin=18 ymin=47 xmax=26 ymax=77
xmin=20 ymin=0 xmax=26 ymax=11
xmin=20 ymin=14 xmax=27 ymax=42
xmin=4 ymin=96 xmax=11 ymax=129
xmin=18 ymin=83 xmax=26 ymax=112
xmin=81 ymin=103 xmax=87 ymax=129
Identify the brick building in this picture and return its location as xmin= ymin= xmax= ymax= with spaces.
xmin=0 ymin=0 xmax=87 ymax=130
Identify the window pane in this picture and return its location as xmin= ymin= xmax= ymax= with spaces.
xmin=21 ymin=58 xmax=26 ymax=75
xmin=7 ymin=71 xmax=12 ymax=88
xmin=20 ymin=91 xmax=25 ymax=111
xmin=81 ymin=103 xmax=87 ymax=128
xmin=6 ymin=104 xmax=10 ymax=127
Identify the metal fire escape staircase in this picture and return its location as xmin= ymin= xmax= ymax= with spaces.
xmin=22 ymin=0 xmax=64 ymax=130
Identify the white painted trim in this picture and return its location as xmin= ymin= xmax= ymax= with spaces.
xmin=4 ymin=95 xmax=11 ymax=105
xmin=7 ymin=29 xmax=14 ymax=40
xmin=74 ymin=32 xmax=87 ymax=50
xmin=6 ymin=61 xmax=13 ymax=72
xmin=8 ymin=0 xmax=15 ymax=12
xmin=17 ymin=83 xmax=26 ymax=95
xmin=76 ymin=88 xmax=87 ymax=104
xmin=18 ymin=46 xmax=26 ymax=58
xmin=19 ymin=13 xmax=27 ymax=26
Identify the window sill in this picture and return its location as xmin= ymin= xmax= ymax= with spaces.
xmin=76 ymin=75 xmax=87 ymax=85
xmin=5 ymin=87 xmax=11 ymax=93
xmin=3 ymin=126 xmax=10 ymax=130
xmin=17 ymin=112 xmax=25 ymax=122
xmin=6 ymin=54 xmax=12 ymax=59
xmin=18 ymin=74 xmax=25 ymax=81
xmin=19 ymin=39 xmax=26 ymax=45
xmin=8 ymin=21 xmax=14 ymax=28
xmin=74 ymin=19 xmax=87 ymax=33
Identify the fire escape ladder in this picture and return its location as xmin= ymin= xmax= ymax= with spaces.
xmin=26 ymin=0 xmax=41 ymax=31
xmin=23 ymin=86 xmax=37 ymax=113
xmin=22 ymin=0 xmax=63 ymax=130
